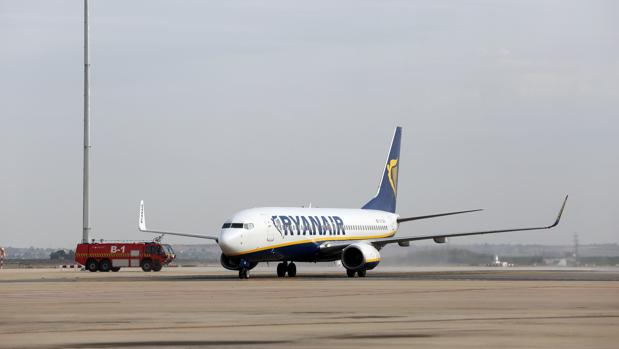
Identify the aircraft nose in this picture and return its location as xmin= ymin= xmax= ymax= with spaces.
xmin=218 ymin=230 xmax=242 ymax=255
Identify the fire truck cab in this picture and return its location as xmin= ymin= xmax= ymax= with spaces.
xmin=75 ymin=242 xmax=175 ymax=272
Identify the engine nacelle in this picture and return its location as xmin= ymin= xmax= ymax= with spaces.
xmin=341 ymin=243 xmax=381 ymax=271
xmin=220 ymin=253 xmax=257 ymax=270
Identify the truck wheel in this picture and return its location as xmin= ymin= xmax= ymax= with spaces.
xmin=141 ymin=259 xmax=153 ymax=272
xmin=111 ymin=267 xmax=121 ymax=272
xmin=86 ymin=259 xmax=99 ymax=272
xmin=152 ymin=262 xmax=162 ymax=272
xmin=99 ymin=259 xmax=111 ymax=272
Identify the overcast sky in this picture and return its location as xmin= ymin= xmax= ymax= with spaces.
xmin=2 ymin=0 xmax=618 ymax=248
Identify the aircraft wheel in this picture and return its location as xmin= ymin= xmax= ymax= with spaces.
xmin=276 ymin=263 xmax=286 ymax=277
xmin=287 ymin=263 xmax=297 ymax=277
xmin=357 ymin=269 xmax=367 ymax=277
xmin=86 ymin=259 xmax=98 ymax=272
xmin=346 ymin=269 xmax=356 ymax=278
xmin=239 ymin=268 xmax=250 ymax=279
xmin=98 ymin=259 xmax=111 ymax=272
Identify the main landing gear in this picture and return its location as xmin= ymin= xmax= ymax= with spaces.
xmin=346 ymin=269 xmax=367 ymax=277
xmin=276 ymin=261 xmax=297 ymax=277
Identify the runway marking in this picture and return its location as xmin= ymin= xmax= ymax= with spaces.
xmin=328 ymin=333 xmax=434 ymax=339
xmin=5 ymin=314 xmax=619 ymax=336
xmin=51 ymin=340 xmax=292 ymax=348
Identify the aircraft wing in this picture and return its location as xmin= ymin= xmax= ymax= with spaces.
xmin=371 ymin=195 xmax=568 ymax=249
xmin=319 ymin=195 xmax=567 ymax=255
xmin=138 ymin=201 xmax=218 ymax=241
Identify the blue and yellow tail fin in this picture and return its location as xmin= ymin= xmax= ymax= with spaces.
xmin=362 ymin=127 xmax=402 ymax=213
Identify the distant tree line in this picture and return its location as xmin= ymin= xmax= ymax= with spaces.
xmin=49 ymin=249 xmax=75 ymax=261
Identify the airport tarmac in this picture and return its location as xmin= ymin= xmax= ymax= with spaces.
xmin=1 ymin=267 xmax=618 ymax=348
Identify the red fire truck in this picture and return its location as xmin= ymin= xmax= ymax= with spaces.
xmin=75 ymin=241 xmax=175 ymax=272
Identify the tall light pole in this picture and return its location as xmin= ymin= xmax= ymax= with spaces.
xmin=82 ymin=0 xmax=91 ymax=243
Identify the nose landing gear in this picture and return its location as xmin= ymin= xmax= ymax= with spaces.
xmin=238 ymin=259 xmax=251 ymax=279
xmin=346 ymin=268 xmax=367 ymax=277
xmin=276 ymin=261 xmax=297 ymax=277
xmin=239 ymin=268 xmax=250 ymax=279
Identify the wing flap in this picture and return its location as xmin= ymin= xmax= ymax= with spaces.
xmin=397 ymin=209 xmax=483 ymax=223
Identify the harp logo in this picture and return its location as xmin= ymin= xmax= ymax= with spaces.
xmin=387 ymin=159 xmax=398 ymax=194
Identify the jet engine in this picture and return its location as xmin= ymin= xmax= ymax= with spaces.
xmin=341 ymin=243 xmax=381 ymax=271
xmin=220 ymin=253 xmax=257 ymax=270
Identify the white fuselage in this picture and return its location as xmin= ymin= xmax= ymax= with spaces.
xmin=217 ymin=207 xmax=398 ymax=262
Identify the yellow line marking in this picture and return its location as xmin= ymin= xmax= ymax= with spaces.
xmin=228 ymin=230 xmax=396 ymax=256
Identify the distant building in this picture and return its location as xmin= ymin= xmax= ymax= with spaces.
xmin=0 ymin=247 xmax=5 ymax=269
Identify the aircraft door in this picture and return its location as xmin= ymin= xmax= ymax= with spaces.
xmin=262 ymin=214 xmax=275 ymax=242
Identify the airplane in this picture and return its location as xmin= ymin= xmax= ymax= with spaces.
xmin=138 ymin=126 xmax=567 ymax=279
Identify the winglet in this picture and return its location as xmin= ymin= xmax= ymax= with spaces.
xmin=549 ymin=195 xmax=568 ymax=228
xmin=139 ymin=200 xmax=147 ymax=231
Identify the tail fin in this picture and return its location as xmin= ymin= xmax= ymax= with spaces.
xmin=362 ymin=127 xmax=402 ymax=213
